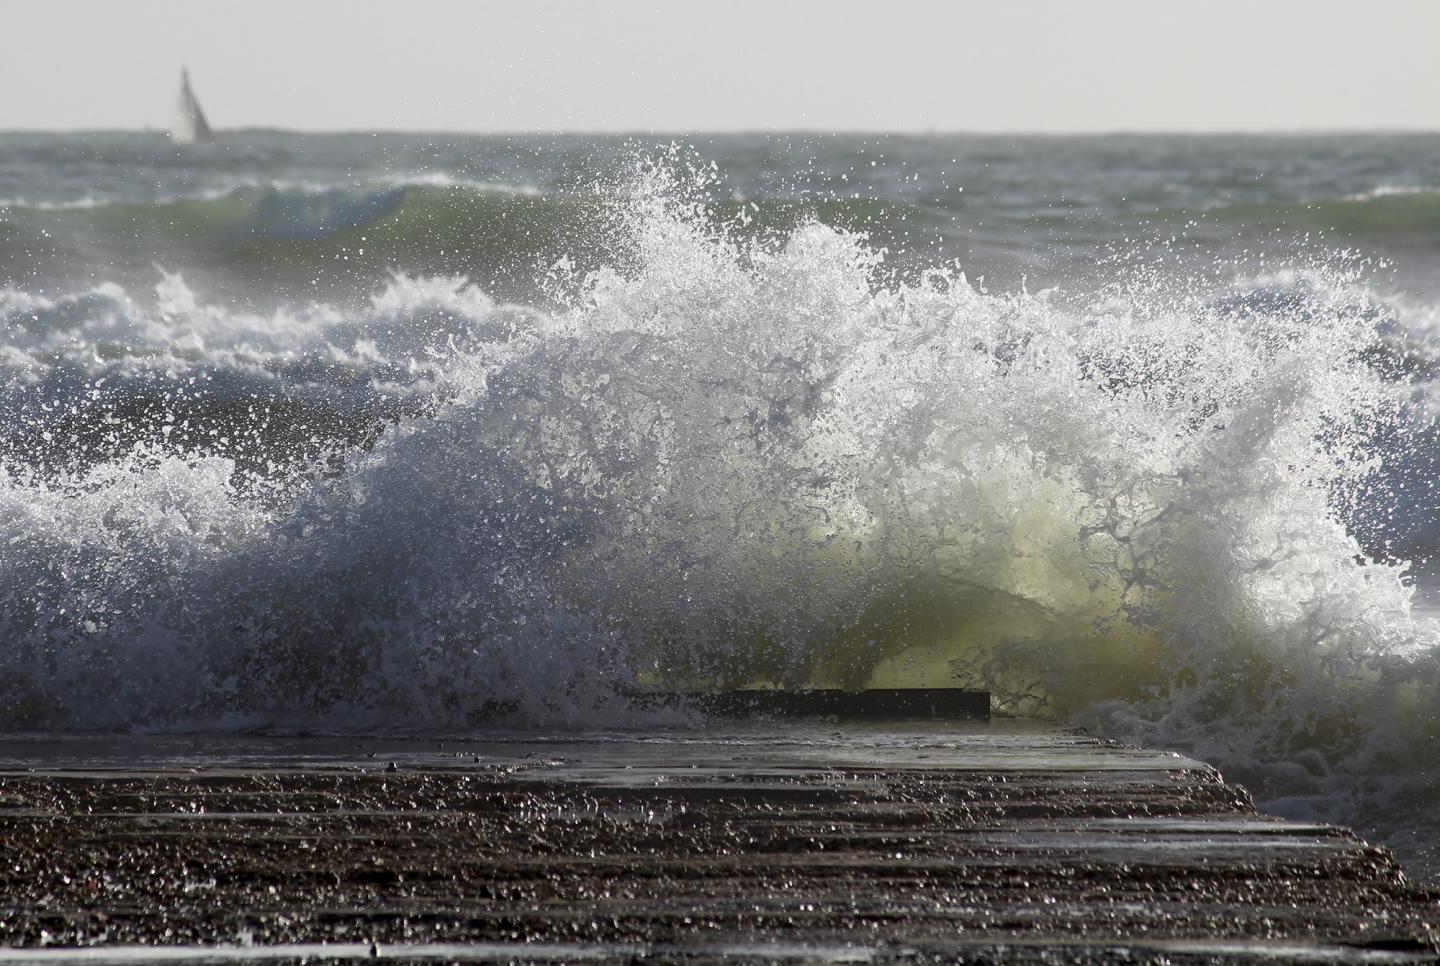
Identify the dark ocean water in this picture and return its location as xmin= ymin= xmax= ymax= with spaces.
xmin=2 ymin=131 xmax=1439 ymax=878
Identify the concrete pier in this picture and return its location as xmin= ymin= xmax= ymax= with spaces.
xmin=0 ymin=724 xmax=1435 ymax=962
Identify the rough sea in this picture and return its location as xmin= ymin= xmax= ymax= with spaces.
xmin=3 ymin=131 xmax=1439 ymax=879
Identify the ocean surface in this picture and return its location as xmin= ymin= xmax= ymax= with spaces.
xmin=2 ymin=131 xmax=1439 ymax=878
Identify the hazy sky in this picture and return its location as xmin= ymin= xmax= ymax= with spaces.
xmin=5 ymin=0 xmax=1439 ymax=132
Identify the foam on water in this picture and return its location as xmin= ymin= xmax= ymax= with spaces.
xmin=2 ymin=161 xmax=1439 ymax=873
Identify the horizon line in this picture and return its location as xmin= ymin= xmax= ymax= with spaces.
xmin=3 ymin=125 xmax=1439 ymax=138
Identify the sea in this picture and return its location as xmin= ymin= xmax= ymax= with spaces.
xmin=2 ymin=130 xmax=1439 ymax=879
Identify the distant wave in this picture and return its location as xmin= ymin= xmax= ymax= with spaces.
xmin=1345 ymin=184 xmax=1440 ymax=201
xmin=0 ymin=175 xmax=543 ymax=212
xmin=1195 ymin=189 xmax=1440 ymax=239
xmin=0 ymin=182 xmax=934 ymax=307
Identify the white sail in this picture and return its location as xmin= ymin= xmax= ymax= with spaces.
xmin=171 ymin=69 xmax=213 ymax=145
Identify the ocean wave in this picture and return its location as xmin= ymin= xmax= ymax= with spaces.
xmin=1345 ymin=184 xmax=1440 ymax=202
xmin=0 ymin=174 xmax=543 ymax=212
xmin=3 ymin=162 xmax=1440 ymax=876
xmin=0 ymin=183 xmax=616 ymax=305
xmin=0 ymin=271 xmax=544 ymax=481
xmin=0 ymin=181 xmax=937 ymax=309
xmin=1195 ymin=189 xmax=1440 ymax=242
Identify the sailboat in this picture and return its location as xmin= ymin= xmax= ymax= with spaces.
xmin=171 ymin=68 xmax=213 ymax=146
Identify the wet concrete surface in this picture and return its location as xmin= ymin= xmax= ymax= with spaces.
xmin=0 ymin=724 xmax=1435 ymax=962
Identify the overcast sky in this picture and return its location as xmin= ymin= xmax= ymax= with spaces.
xmin=4 ymin=0 xmax=1438 ymax=133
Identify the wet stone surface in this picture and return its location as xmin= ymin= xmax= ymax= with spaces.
xmin=0 ymin=728 xmax=1435 ymax=961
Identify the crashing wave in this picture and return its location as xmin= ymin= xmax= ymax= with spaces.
xmin=2 ymin=161 xmax=1438 ymax=873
